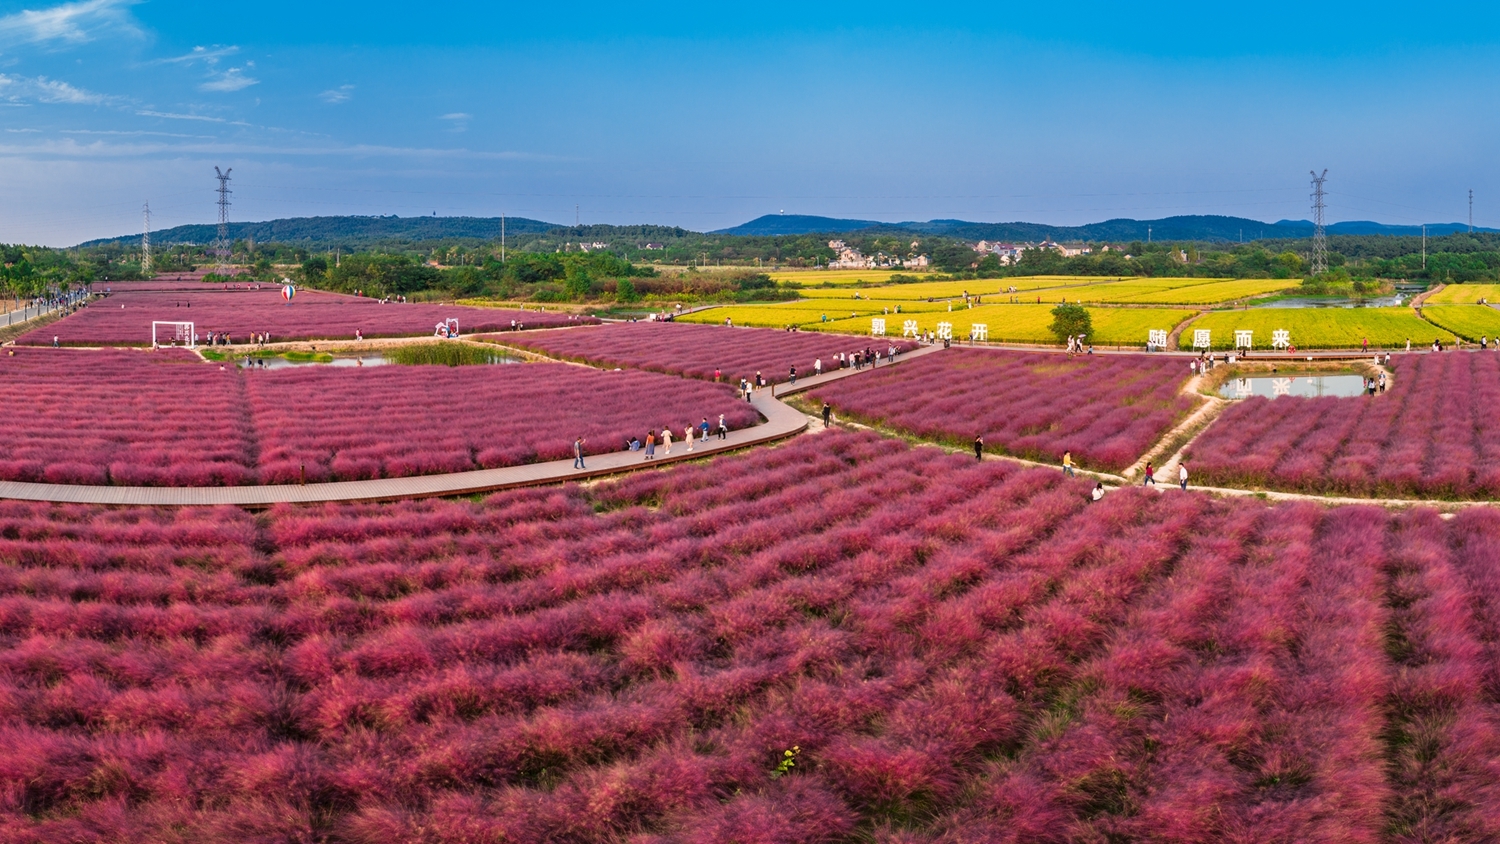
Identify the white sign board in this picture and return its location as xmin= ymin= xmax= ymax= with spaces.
xmin=871 ymin=318 xmax=887 ymax=336
xmin=1192 ymin=329 xmax=1211 ymax=349
xmin=1235 ymin=330 xmax=1254 ymax=349
xmin=972 ymin=323 xmax=988 ymax=342
xmin=152 ymin=321 xmax=195 ymax=348
xmin=1148 ymin=329 xmax=1168 ymax=349
xmin=1272 ymin=329 xmax=1291 ymax=349
xmin=936 ymin=321 xmax=953 ymax=341
xmin=901 ymin=319 xmax=919 ymax=338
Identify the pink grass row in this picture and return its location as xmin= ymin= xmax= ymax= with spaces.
xmin=19 ymin=287 xmax=594 ymax=346
xmin=1187 ymin=351 xmax=1500 ymax=498
xmin=0 ymin=431 xmax=1492 ymax=841
xmin=807 ymin=347 xmax=1197 ymax=471
xmin=0 ymin=349 xmax=755 ymax=485
xmin=490 ymin=320 xmax=917 ymax=385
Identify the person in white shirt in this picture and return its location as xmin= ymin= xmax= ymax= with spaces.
xmin=1091 ymin=483 xmax=1105 ymax=502
xmin=1179 ymin=463 xmax=1189 ymax=491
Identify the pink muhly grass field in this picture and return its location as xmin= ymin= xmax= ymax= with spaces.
xmin=1186 ymin=351 xmax=1500 ymax=498
xmin=0 ymin=349 xmax=755 ymax=486
xmin=245 ymin=362 xmax=759 ymax=483
xmin=19 ymin=287 xmax=595 ymax=346
xmin=488 ymin=320 xmax=917 ymax=385
xmin=808 ymin=347 xmax=1196 ymax=471
xmin=0 ymin=430 xmax=1488 ymax=841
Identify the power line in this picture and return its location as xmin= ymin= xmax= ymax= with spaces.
xmin=1310 ymin=169 xmax=1328 ymax=275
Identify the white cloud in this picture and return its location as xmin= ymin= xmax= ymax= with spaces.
xmin=199 ymin=67 xmax=257 ymax=92
xmin=0 ymin=72 xmax=109 ymax=104
xmin=440 ymin=112 xmax=471 ymax=132
xmin=155 ymin=44 xmax=238 ymax=66
xmin=319 ymin=84 xmax=353 ymax=104
xmin=0 ymin=0 xmax=141 ymax=48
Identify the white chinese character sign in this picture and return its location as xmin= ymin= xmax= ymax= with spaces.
xmin=1272 ymin=378 xmax=1293 ymax=396
xmin=1192 ymin=329 xmax=1211 ymax=350
xmin=1234 ymin=378 xmax=1252 ymax=398
xmin=1148 ymin=329 xmax=1168 ymax=349
xmin=871 ymin=318 xmax=886 ymax=337
xmin=1235 ymin=330 xmax=1254 ymax=349
xmin=936 ymin=322 xmax=954 ymax=340
xmin=972 ymin=323 xmax=988 ymax=342
xmin=901 ymin=319 xmax=919 ymax=338
xmin=1272 ymin=329 xmax=1291 ymax=350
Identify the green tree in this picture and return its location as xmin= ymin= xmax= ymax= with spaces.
xmin=615 ymin=278 xmax=639 ymax=302
xmin=1049 ymin=303 xmax=1092 ymax=344
xmin=564 ymin=264 xmax=593 ymax=300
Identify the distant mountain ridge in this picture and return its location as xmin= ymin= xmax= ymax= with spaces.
xmin=714 ymin=214 xmax=1499 ymax=241
xmin=75 ymin=212 xmax=1499 ymax=249
xmin=78 ymin=215 xmax=562 ymax=248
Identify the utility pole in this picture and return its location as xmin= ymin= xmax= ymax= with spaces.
xmin=1309 ymin=169 xmax=1328 ymax=276
xmin=213 ymin=167 xmax=233 ymax=275
xmin=575 ymin=204 xmax=579 ymax=227
xmin=501 ymin=214 xmax=506 ymax=262
xmin=141 ymin=202 xmax=152 ymax=276
xmin=1470 ymin=189 xmax=1474 ymax=233
xmin=1147 ymin=226 xmax=1151 ymax=244
xmin=1422 ymin=225 xmax=1426 ymax=270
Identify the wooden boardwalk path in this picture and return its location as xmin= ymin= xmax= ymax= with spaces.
xmin=0 ymin=344 xmax=946 ymax=507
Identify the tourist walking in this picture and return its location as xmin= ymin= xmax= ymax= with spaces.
xmin=718 ymin=414 xmax=728 ymax=439
xmin=822 ymin=402 xmax=832 ymax=428
xmin=974 ymin=436 xmax=984 ymax=461
xmin=1179 ymin=463 xmax=1189 ymax=491
xmin=644 ymin=430 xmax=655 ymax=460
xmin=685 ymin=424 xmax=694 ymax=452
xmin=572 ymin=437 xmax=586 ymax=470
xmin=1144 ymin=462 xmax=1156 ymax=486
xmin=662 ymin=427 xmax=673 ymax=454
xmin=1062 ymin=451 xmax=1075 ymax=478
xmin=814 ymin=358 xmax=822 ymax=376
xmin=789 ymin=365 xmax=797 ymax=386
xmin=700 ymin=418 xmax=711 ymax=440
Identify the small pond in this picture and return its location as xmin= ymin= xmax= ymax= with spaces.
xmin=1252 ymin=294 xmax=1406 ymax=309
xmin=1219 ymin=373 xmax=1370 ymax=399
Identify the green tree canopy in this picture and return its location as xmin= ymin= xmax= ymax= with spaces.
xmin=1049 ymin=303 xmax=1092 ymax=343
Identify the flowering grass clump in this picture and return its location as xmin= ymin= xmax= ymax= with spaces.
xmin=0 ymin=348 xmax=255 ymax=485
xmin=488 ymin=320 xmax=917 ymax=385
xmin=1186 ymin=351 xmax=1500 ymax=498
xmin=807 ymin=347 xmax=1197 ymax=471
xmin=245 ymin=362 xmax=759 ymax=482
xmin=0 ymin=350 xmax=755 ymax=486
xmin=20 ymin=287 xmax=595 ymax=346
xmin=1 ymin=430 xmax=1482 ymax=840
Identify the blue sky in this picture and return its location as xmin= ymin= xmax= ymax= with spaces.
xmin=1 ymin=0 xmax=1498 ymax=245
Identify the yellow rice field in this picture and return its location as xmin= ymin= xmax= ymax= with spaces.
xmin=1423 ymin=284 xmax=1500 ymax=305
xmin=807 ymin=304 xmax=1194 ymax=347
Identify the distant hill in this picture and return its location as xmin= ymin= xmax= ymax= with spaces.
xmin=713 ymin=214 xmax=887 ymax=236
xmin=1274 ymin=220 xmax=1496 ymax=237
xmin=78 ymin=215 xmax=561 ymax=248
xmin=715 ymin=214 xmax=1499 ymax=242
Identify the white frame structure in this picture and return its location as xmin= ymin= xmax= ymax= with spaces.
xmin=152 ymin=321 xmax=195 ymax=348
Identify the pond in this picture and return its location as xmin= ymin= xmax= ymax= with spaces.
xmin=1250 ymin=283 xmax=1425 ymax=310
xmin=1219 ymin=373 xmax=1371 ymax=399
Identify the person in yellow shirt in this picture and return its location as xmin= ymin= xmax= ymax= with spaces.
xmin=1062 ymin=451 xmax=1074 ymax=478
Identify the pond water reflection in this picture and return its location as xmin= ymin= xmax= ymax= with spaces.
xmin=1219 ymin=373 xmax=1370 ymax=399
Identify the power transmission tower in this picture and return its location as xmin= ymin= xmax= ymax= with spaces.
xmin=1470 ymin=189 xmax=1474 ymax=233
xmin=1309 ymin=169 xmax=1328 ymax=276
xmin=141 ymin=202 xmax=152 ymax=276
xmin=213 ymin=167 xmax=233 ymax=274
